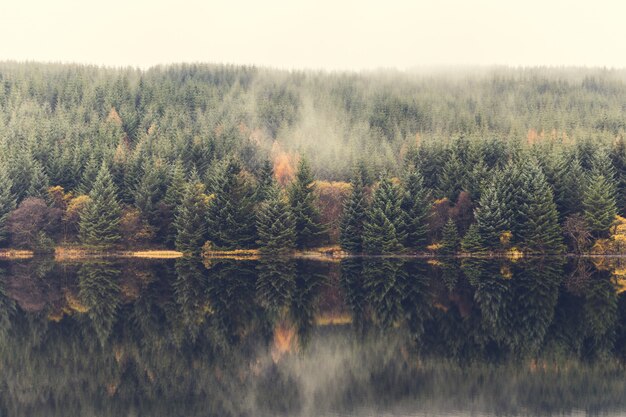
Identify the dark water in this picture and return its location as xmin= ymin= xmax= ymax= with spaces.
xmin=1 ymin=256 xmax=626 ymax=417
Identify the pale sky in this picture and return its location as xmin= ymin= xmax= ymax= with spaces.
xmin=1 ymin=0 xmax=625 ymax=70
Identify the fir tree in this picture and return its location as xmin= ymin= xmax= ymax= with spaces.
xmin=27 ymin=160 xmax=50 ymax=200
xmin=162 ymin=160 xmax=187 ymax=246
xmin=133 ymin=161 xmax=168 ymax=234
xmin=516 ymin=159 xmax=564 ymax=253
xmin=78 ymin=154 xmax=100 ymax=195
xmin=551 ymin=153 xmax=585 ymax=219
xmin=401 ymin=169 xmax=430 ymax=249
xmin=288 ymin=158 xmax=326 ymax=249
xmin=440 ymin=218 xmax=460 ymax=255
xmin=206 ymin=159 xmax=257 ymax=249
xmin=79 ymin=163 xmax=122 ymax=248
xmin=461 ymin=223 xmax=485 ymax=254
xmin=339 ymin=170 xmax=368 ymax=253
xmin=174 ymin=171 xmax=209 ymax=255
xmin=255 ymin=159 xmax=275 ymax=203
xmin=0 ymin=166 xmax=16 ymax=246
xmin=256 ymin=184 xmax=296 ymax=254
xmin=582 ymin=170 xmax=617 ymax=238
xmin=438 ymin=151 xmax=465 ymax=201
xmin=474 ymin=172 xmax=510 ymax=249
xmin=362 ymin=177 xmax=405 ymax=254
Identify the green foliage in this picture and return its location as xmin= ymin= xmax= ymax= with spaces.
xmin=583 ymin=171 xmax=617 ymax=237
xmin=461 ymin=223 xmax=486 ymax=254
xmin=339 ymin=171 xmax=368 ymax=253
xmin=206 ymin=159 xmax=257 ymax=249
xmin=79 ymin=163 xmax=122 ymax=248
xmin=401 ymin=169 xmax=430 ymax=249
xmin=256 ymin=185 xmax=296 ymax=254
xmin=474 ymin=172 xmax=509 ymax=249
xmin=288 ymin=159 xmax=326 ymax=249
xmin=362 ymin=177 xmax=405 ymax=254
xmin=441 ymin=218 xmax=460 ymax=255
xmin=174 ymin=172 xmax=209 ymax=255
xmin=0 ymin=166 xmax=16 ymax=246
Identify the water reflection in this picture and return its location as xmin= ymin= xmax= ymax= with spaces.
xmin=0 ymin=257 xmax=625 ymax=416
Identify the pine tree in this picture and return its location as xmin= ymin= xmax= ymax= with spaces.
xmin=461 ymin=223 xmax=485 ymax=254
xmin=401 ymin=169 xmax=430 ymax=249
xmin=78 ymin=154 xmax=100 ymax=195
xmin=551 ymin=153 xmax=585 ymax=219
xmin=0 ymin=165 xmax=16 ymax=246
xmin=582 ymin=170 xmax=617 ymax=238
xmin=133 ymin=160 xmax=168 ymax=234
xmin=288 ymin=158 xmax=326 ymax=249
xmin=206 ymin=159 xmax=257 ymax=249
xmin=339 ymin=170 xmax=368 ymax=253
xmin=255 ymin=159 xmax=275 ymax=203
xmin=162 ymin=160 xmax=187 ymax=246
xmin=438 ymin=151 xmax=465 ymax=201
xmin=27 ymin=160 xmax=50 ymax=200
xmin=516 ymin=159 xmax=564 ymax=253
xmin=474 ymin=172 xmax=510 ymax=249
xmin=174 ymin=172 xmax=209 ymax=255
xmin=362 ymin=177 xmax=405 ymax=254
xmin=610 ymin=138 xmax=626 ymax=215
xmin=256 ymin=185 xmax=296 ymax=254
xmin=79 ymin=163 xmax=122 ymax=248
xmin=440 ymin=218 xmax=460 ymax=255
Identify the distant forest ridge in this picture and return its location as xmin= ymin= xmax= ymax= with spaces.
xmin=1 ymin=62 xmax=626 ymax=255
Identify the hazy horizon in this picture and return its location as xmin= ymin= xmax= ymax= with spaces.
xmin=2 ymin=0 xmax=626 ymax=71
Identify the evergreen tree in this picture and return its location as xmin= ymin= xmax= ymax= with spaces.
xmin=79 ymin=163 xmax=122 ymax=248
xmin=551 ymin=153 xmax=585 ymax=219
xmin=255 ymin=159 xmax=275 ymax=203
xmin=401 ymin=169 xmax=430 ymax=249
xmin=362 ymin=177 xmax=405 ymax=254
xmin=162 ymin=160 xmax=187 ymax=246
xmin=133 ymin=161 xmax=168 ymax=235
xmin=474 ymin=172 xmax=510 ymax=249
xmin=461 ymin=223 xmax=485 ymax=254
xmin=27 ymin=160 xmax=50 ymax=200
xmin=339 ymin=170 xmax=368 ymax=253
xmin=610 ymin=138 xmax=626 ymax=215
xmin=516 ymin=159 xmax=564 ymax=253
xmin=582 ymin=170 xmax=617 ymax=238
xmin=78 ymin=154 xmax=100 ymax=195
xmin=440 ymin=218 xmax=460 ymax=255
xmin=438 ymin=151 xmax=465 ymax=201
xmin=0 ymin=166 xmax=16 ymax=246
xmin=206 ymin=159 xmax=257 ymax=249
xmin=174 ymin=171 xmax=209 ymax=255
xmin=288 ymin=158 xmax=326 ymax=249
xmin=256 ymin=184 xmax=296 ymax=254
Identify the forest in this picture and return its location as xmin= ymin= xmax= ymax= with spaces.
xmin=1 ymin=62 xmax=626 ymax=255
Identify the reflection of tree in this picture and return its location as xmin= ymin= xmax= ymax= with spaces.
xmin=340 ymin=258 xmax=368 ymax=332
xmin=363 ymin=259 xmax=407 ymax=329
xmin=580 ymin=269 xmax=618 ymax=359
xmin=402 ymin=261 xmax=433 ymax=347
xmin=78 ymin=261 xmax=121 ymax=347
xmin=0 ymin=269 xmax=16 ymax=344
xmin=289 ymin=260 xmax=325 ymax=346
xmin=172 ymin=258 xmax=208 ymax=344
xmin=256 ymin=259 xmax=296 ymax=315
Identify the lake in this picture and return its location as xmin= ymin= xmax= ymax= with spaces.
xmin=0 ymin=257 xmax=625 ymax=416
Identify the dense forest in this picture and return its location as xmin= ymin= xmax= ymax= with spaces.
xmin=1 ymin=62 xmax=626 ymax=254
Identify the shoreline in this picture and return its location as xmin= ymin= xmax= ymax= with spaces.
xmin=2 ymin=246 xmax=626 ymax=261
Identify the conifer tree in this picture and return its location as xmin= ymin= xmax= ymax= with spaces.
xmin=78 ymin=154 xmax=100 ymax=195
xmin=0 ymin=166 xmax=16 ymax=246
xmin=440 ymin=218 xmax=460 ymax=255
xmin=339 ymin=170 xmax=368 ymax=253
xmin=461 ymin=223 xmax=485 ymax=254
xmin=438 ymin=151 xmax=465 ymax=201
xmin=255 ymin=159 xmax=275 ymax=203
xmin=133 ymin=161 xmax=168 ymax=234
xmin=206 ymin=159 xmax=257 ymax=249
xmin=162 ymin=160 xmax=187 ymax=246
xmin=27 ymin=160 xmax=50 ymax=200
xmin=288 ymin=158 xmax=326 ymax=249
xmin=174 ymin=171 xmax=209 ymax=255
xmin=256 ymin=184 xmax=296 ymax=254
xmin=362 ymin=177 xmax=405 ymax=254
xmin=474 ymin=172 xmax=510 ymax=249
xmin=79 ymin=163 xmax=122 ymax=248
xmin=582 ymin=170 xmax=617 ymax=238
xmin=516 ymin=159 xmax=564 ymax=253
xmin=401 ymin=169 xmax=430 ymax=249
xmin=551 ymin=154 xmax=585 ymax=219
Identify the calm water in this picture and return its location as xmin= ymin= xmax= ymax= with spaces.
xmin=0 ymin=257 xmax=625 ymax=417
